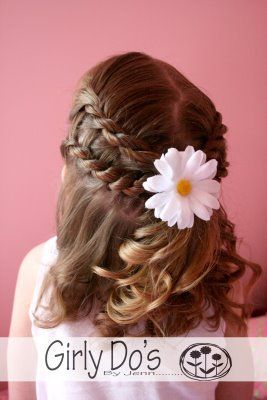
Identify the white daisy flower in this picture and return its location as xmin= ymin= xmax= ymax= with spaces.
xmin=142 ymin=145 xmax=221 ymax=229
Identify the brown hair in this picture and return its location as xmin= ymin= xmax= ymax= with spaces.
xmin=33 ymin=51 xmax=261 ymax=337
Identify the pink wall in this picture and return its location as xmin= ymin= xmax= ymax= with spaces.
xmin=0 ymin=0 xmax=266 ymax=336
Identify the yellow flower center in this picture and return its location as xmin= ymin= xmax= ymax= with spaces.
xmin=176 ymin=179 xmax=192 ymax=196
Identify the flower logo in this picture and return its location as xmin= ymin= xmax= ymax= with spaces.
xmin=179 ymin=343 xmax=232 ymax=381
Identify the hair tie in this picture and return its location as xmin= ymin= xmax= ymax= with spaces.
xmin=142 ymin=145 xmax=220 ymax=229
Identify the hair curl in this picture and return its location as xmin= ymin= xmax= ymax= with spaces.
xmin=33 ymin=51 xmax=261 ymax=337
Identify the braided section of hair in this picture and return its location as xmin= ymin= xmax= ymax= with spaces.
xmin=205 ymin=111 xmax=229 ymax=179
xmin=60 ymin=86 xmax=161 ymax=196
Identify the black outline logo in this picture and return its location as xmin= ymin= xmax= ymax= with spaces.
xmin=179 ymin=343 xmax=232 ymax=381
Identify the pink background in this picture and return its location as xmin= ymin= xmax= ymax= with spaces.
xmin=0 ymin=0 xmax=266 ymax=337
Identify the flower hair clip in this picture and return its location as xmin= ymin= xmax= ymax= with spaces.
xmin=142 ymin=146 xmax=220 ymax=229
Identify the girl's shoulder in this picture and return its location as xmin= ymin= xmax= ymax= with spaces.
xmin=19 ymin=235 xmax=57 ymax=280
xmin=27 ymin=235 xmax=58 ymax=321
xmin=9 ymin=236 xmax=54 ymax=337
xmin=39 ymin=235 xmax=58 ymax=266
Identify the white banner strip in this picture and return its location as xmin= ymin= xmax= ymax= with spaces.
xmin=1 ymin=337 xmax=267 ymax=382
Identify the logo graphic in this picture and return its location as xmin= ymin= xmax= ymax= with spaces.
xmin=179 ymin=343 xmax=232 ymax=381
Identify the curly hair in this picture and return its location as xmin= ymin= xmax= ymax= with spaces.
xmin=33 ymin=51 xmax=261 ymax=337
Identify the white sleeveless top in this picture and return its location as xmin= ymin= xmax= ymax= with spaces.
xmin=29 ymin=235 xmax=226 ymax=400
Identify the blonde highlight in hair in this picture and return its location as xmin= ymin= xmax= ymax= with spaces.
xmin=33 ymin=51 xmax=261 ymax=337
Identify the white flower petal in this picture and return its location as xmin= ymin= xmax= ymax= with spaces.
xmin=187 ymin=210 xmax=194 ymax=228
xmin=192 ymin=188 xmax=220 ymax=209
xmin=183 ymin=150 xmax=206 ymax=179
xmin=194 ymin=179 xmax=220 ymax=195
xmin=188 ymin=195 xmax=212 ymax=221
xmin=200 ymin=151 xmax=207 ymax=165
xmin=154 ymin=206 xmax=164 ymax=218
xmin=168 ymin=213 xmax=179 ymax=227
xmin=142 ymin=175 xmax=173 ymax=192
xmin=154 ymin=157 xmax=173 ymax=178
xmin=180 ymin=145 xmax=195 ymax=171
xmin=159 ymin=193 xmax=181 ymax=222
xmin=177 ymin=197 xmax=192 ymax=229
xmin=191 ymin=159 xmax=218 ymax=181
xmin=206 ymin=207 xmax=213 ymax=216
xmin=144 ymin=191 xmax=171 ymax=209
xmin=164 ymin=148 xmax=182 ymax=180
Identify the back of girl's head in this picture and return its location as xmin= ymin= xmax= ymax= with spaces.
xmin=35 ymin=51 xmax=261 ymax=336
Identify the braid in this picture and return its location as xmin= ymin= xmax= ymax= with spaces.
xmin=205 ymin=111 xmax=229 ymax=179
xmin=61 ymin=86 xmax=160 ymax=197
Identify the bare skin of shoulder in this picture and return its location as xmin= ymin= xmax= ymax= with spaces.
xmin=9 ymin=241 xmax=46 ymax=400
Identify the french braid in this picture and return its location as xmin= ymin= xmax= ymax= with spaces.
xmin=60 ymin=86 xmax=161 ymax=197
xmin=205 ymin=111 xmax=229 ymax=179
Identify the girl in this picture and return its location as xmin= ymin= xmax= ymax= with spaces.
xmin=9 ymin=51 xmax=261 ymax=399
